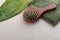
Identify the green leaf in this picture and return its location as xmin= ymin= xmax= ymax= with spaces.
xmin=0 ymin=0 xmax=32 ymax=22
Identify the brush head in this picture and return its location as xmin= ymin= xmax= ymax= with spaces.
xmin=23 ymin=6 xmax=39 ymax=23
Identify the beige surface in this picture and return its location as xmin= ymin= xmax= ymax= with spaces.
xmin=0 ymin=0 xmax=60 ymax=40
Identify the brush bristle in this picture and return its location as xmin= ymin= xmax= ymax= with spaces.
xmin=23 ymin=6 xmax=39 ymax=23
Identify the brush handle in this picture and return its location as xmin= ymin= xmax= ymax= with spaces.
xmin=38 ymin=4 xmax=56 ymax=18
xmin=43 ymin=3 xmax=56 ymax=12
xmin=39 ymin=4 xmax=56 ymax=13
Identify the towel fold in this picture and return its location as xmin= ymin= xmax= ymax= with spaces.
xmin=30 ymin=0 xmax=60 ymax=25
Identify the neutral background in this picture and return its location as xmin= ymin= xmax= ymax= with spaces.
xmin=0 ymin=0 xmax=60 ymax=40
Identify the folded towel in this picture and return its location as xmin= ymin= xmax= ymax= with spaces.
xmin=30 ymin=0 xmax=60 ymax=25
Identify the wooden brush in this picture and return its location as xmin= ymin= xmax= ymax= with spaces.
xmin=23 ymin=4 xmax=57 ymax=23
